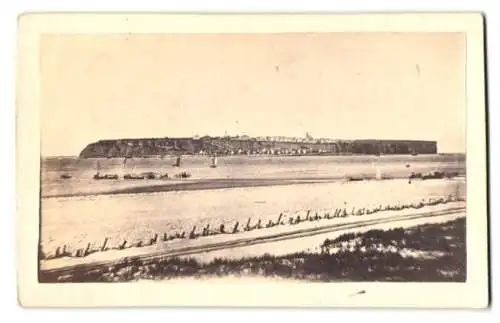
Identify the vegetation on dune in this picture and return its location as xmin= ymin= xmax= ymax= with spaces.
xmin=40 ymin=217 xmax=466 ymax=283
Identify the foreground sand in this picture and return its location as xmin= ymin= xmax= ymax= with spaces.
xmin=183 ymin=203 xmax=465 ymax=264
xmin=41 ymin=178 xmax=465 ymax=257
xmin=41 ymin=200 xmax=465 ymax=274
xmin=40 ymin=207 xmax=466 ymax=283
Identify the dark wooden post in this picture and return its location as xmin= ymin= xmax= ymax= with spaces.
xmin=277 ymin=213 xmax=283 ymax=225
xmin=84 ymin=242 xmax=91 ymax=256
xmin=101 ymin=237 xmax=109 ymax=251
xmin=189 ymin=226 xmax=197 ymax=239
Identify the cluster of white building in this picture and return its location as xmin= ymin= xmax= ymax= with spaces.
xmin=195 ymin=147 xmax=318 ymax=156
xmin=202 ymin=133 xmax=340 ymax=144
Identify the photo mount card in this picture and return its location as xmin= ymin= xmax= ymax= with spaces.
xmin=16 ymin=13 xmax=488 ymax=308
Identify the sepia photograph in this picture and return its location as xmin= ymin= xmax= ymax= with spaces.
xmin=16 ymin=13 xmax=488 ymax=308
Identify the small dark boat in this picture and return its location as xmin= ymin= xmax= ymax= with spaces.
xmin=409 ymin=172 xmax=423 ymax=179
xmin=93 ymin=173 xmax=119 ymax=180
xmin=141 ymin=172 xmax=157 ymax=180
xmin=422 ymin=171 xmax=445 ymax=180
xmin=92 ymin=161 xmax=119 ymax=180
xmin=60 ymin=174 xmax=72 ymax=179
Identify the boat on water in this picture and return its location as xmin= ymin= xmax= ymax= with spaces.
xmin=94 ymin=173 xmax=119 ymax=180
xmin=92 ymin=161 xmax=119 ymax=180
xmin=173 ymin=156 xmax=182 ymax=167
xmin=123 ymin=164 xmax=146 ymax=180
xmin=60 ymin=174 xmax=72 ymax=179
xmin=141 ymin=172 xmax=157 ymax=180
xmin=123 ymin=173 xmax=145 ymax=180
xmin=210 ymin=155 xmax=218 ymax=168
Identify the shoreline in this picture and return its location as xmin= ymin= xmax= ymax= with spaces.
xmin=41 ymin=177 xmax=345 ymax=199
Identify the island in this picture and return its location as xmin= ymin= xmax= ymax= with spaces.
xmin=79 ymin=134 xmax=437 ymax=158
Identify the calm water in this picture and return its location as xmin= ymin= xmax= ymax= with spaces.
xmin=41 ymin=154 xmax=465 ymax=197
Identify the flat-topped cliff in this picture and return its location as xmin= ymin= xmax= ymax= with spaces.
xmin=79 ymin=136 xmax=437 ymax=158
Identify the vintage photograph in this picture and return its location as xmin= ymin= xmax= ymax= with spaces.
xmin=38 ymin=31 xmax=468 ymax=283
xmin=16 ymin=13 xmax=488 ymax=307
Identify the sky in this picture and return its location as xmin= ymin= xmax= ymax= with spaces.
xmin=40 ymin=33 xmax=466 ymax=156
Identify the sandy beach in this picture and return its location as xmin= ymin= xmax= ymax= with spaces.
xmin=40 ymin=177 xmax=465 ymax=257
xmin=41 ymin=199 xmax=465 ymax=271
xmin=39 ymin=200 xmax=465 ymax=284
xmin=38 ymin=153 xmax=467 ymax=283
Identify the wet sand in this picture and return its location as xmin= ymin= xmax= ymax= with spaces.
xmin=40 ymin=178 xmax=465 ymax=257
xmin=44 ymin=175 xmax=464 ymax=199
xmin=43 ymin=177 xmax=342 ymax=198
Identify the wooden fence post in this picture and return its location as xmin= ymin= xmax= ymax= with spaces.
xmin=277 ymin=213 xmax=283 ymax=225
xmin=189 ymin=226 xmax=197 ymax=239
xmin=245 ymin=218 xmax=251 ymax=231
xmin=119 ymin=240 xmax=127 ymax=250
xmin=100 ymin=237 xmax=109 ymax=251
xmin=84 ymin=242 xmax=91 ymax=256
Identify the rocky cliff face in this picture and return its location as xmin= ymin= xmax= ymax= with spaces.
xmin=79 ymin=137 xmax=437 ymax=158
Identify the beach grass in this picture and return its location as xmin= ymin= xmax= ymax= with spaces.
xmin=40 ymin=217 xmax=465 ymax=283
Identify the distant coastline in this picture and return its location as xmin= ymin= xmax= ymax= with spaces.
xmin=78 ymin=135 xmax=438 ymax=158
